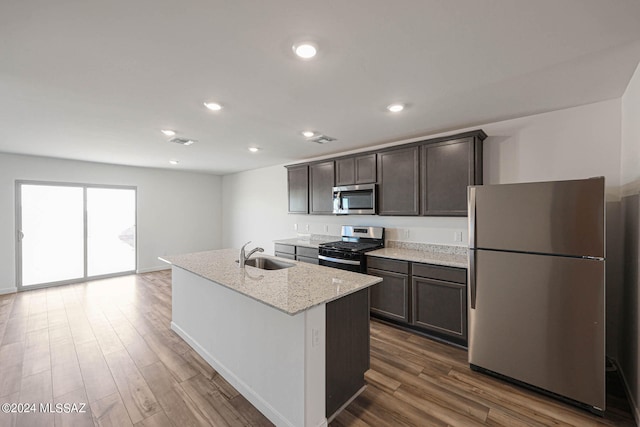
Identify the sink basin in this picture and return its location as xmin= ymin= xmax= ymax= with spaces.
xmin=237 ymin=257 xmax=295 ymax=270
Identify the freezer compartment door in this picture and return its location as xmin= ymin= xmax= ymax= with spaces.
xmin=470 ymin=177 xmax=604 ymax=258
xmin=468 ymin=250 xmax=605 ymax=410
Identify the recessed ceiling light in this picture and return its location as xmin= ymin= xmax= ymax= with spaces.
xmin=204 ymin=102 xmax=222 ymax=111
xmin=293 ymin=43 xmax=317 ymax=59
xmin=387 ymin=103 xmax=405 ymax=113
xmin=169 ymin=160 xmax=179 ymax=165
xmin=183 ymin=140 xmax=196 ymax=146
xmin=161 ymin=129 xmax=176 ymax=136
xmin=248 ymin=147 xmax=260 ymax=153
xmin=302 ymin=131 xmax=315 ymax=138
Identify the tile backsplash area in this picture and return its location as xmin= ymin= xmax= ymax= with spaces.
xmin=289 ymin=216 xmax=468 ymax=246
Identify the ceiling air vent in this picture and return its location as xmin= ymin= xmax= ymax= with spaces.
xmin=310 ymin=135 xmax=336 ymax=144
xmin=169 ymin=137 xmax=197 ymax=146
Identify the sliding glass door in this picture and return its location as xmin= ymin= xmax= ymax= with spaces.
xmin=87 ymin=187 xmax=136 ymax=277
xmin=19 ymin=184 xmax=85 ymax=286
xmin=17 ymin=181 xmax=136 ymax=290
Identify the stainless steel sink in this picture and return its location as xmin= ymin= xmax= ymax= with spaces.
xmin=236 ymin=257 xmax=294 ymax=270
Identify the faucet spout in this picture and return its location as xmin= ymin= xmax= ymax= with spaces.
xmin=239 ymin=241 xmax=264 ymax=268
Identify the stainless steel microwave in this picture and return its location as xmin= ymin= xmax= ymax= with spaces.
xmin=332 ymin=184 xmax=376 ymax=215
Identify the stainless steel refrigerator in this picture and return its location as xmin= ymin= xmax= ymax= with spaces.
xmin=468 ymin=177 xmax=605 ymax=414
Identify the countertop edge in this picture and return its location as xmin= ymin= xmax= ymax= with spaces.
xmin=273 ymin=235 xmax=339 ymax=249
xmin=366 ymin=249 xmax=468 ymax=269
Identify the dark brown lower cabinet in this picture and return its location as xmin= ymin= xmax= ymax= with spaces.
xmin=367 ymin=256 xmax=468 ymax=347
xmin=326 ymin=288 xmax=369 ymax=418
xmin=412 ymin=277 xmax=467 ymax=341
xmin=273 ymin=243 xmax=319 ymax=263
xmin=368 ymin=268 xmax=410 ymax=322
xmin=274 ymin=243 xmax=295 ymax=259
xmin=367 ymin=257 xmax=410 ymax=322
xmin=296 ymin=246 xmax=319 ymax=264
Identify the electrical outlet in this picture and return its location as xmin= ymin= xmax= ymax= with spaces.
xmin=305 ymin=224 xmax=310 ymax=232
xmin=454 ymin=231 xmax=462 ymax=242
xmin=404 ymin=229 xmax=410 ymax=239
xmin=312 ymin=329 xmax=320 ymax=347
xmin=293 ymin=223 xmax=298 ymax=231
xmin=324 ymin=224 xmax=329 ymax=233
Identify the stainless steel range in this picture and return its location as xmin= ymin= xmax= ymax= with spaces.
xmin=318 ymin=226 xmax=384 ymax=272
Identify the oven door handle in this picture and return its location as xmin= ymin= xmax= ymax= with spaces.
xmin=318 ymin=255 xmax=361 ymax=266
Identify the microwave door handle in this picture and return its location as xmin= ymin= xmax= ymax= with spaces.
xmin=338 ymin=191 xmax=342 ymax=210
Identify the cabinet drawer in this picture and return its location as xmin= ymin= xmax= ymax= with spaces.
xmin=412 ymin=263 xmax=466 ymax=284
xmin=297 ymin=246 xmax=318 ymax=259
xmin=274 ymin=243 xmax=295 ymax=255
xmin=367 ymin=257 xmax=409 ymax=274
xmin=275 ymin=252 xmax=295 ymax=260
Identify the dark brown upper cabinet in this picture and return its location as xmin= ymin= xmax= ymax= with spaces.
xmin=286 ymin=164 xmax=309 ymax=214
xmin=377 ymin=146 xmax=420 ymax=216
xmin=335 ymin=157 xmax=355 ymax=186
xmin=335 ymin=154 xmax=377 ymax=186
xmin=420 ymin=132 xmax=484 ymax=216
xmin=285 ymin=129 xmax=485 ymax=217
xmin=309 ymin=161 xmax=335 ymax=214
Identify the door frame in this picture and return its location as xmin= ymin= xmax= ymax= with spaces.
xmin=15 ymin=180 xmax=138 ymax=291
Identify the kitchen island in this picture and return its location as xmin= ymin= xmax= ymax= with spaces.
xmin=160 ymin=249 xmax=382 ymax=427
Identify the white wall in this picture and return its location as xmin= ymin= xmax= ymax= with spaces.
xmin=222 ymin=99 xmax=622 ymax=252
xmin=0 ymin=153 xmax=222 ymax=293
xmin=483 ymin=99 xmax=621 ymax=196
xmin=622 ymin=60 xmax=640 ymax=195
xmin=620 ymin=60 xmax=640 ymax=422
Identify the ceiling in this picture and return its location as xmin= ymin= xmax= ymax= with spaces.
xmin=2 ymin=0 xmax=640 ymax=175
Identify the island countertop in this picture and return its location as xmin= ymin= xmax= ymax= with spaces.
xmin=160 ymin=248 xmax=382 ymax=315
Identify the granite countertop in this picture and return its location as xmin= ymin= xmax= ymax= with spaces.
xmin=367 ymin=242 xmax=468 ymax=269
xmin=160 ymin=249 xmax=381 ymax=316
xmin=273 ymin=235 xmax=339 ymax=249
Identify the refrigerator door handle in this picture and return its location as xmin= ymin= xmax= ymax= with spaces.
xmin=469 ymin=249 xmax=477 ymax=309
xmin=468 ymin=187 xmax=476 ymax=249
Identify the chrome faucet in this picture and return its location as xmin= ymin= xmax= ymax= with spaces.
xmin=239 ymin=241 xmax=264 ymax=268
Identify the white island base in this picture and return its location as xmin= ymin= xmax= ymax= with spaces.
xmin=171 ymin=266 xmax=328 ymax=427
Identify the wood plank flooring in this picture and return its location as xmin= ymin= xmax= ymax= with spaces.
xmin=0 ymin=271 xmax=635 ymax=427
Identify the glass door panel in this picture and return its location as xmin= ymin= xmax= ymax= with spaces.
xmin=87 ymin=188 xmax=136 ymax=277
xmin=20 ymin=185 xmax=85 ymax=287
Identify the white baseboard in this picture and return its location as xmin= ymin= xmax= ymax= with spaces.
xmin=137 ymin=266 xmax=170 ymax=274
xmin=171 ymin=321 xmax=299 ymax=427
xmin=0 ymin=287 xmax=17 ymax=295
xmin=613 ymin=358 xmax=640 ymax=425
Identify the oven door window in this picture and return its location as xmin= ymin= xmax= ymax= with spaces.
xmin=341 ymin=191 xmax=373 ymax=210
